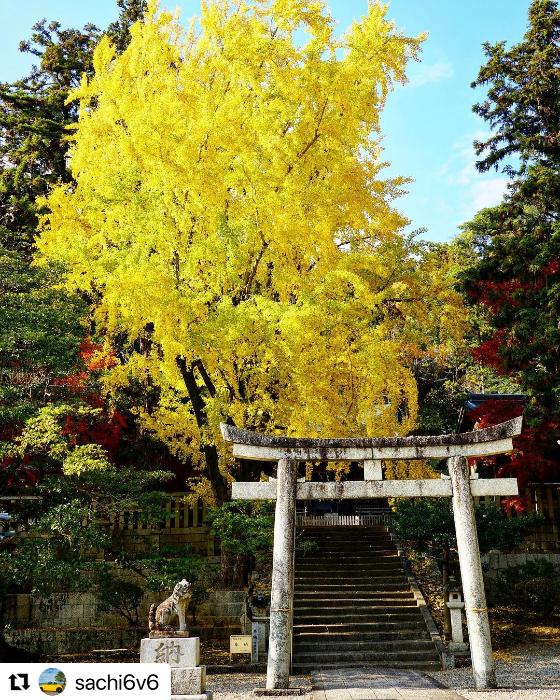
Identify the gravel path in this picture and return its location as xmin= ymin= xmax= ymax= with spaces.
xmin=428 ymin=643 xmax=560 ymax=699
xmin=206 ymin=645 xmax=560 ymax=700
xmin=206 ymin=673 xmax=312 ymax=699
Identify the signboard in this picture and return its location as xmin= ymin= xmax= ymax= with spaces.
xmin=229 ymin=635 xmax=252 ymax=663
xmin=251 ymin=624 xmax=259 ymax=663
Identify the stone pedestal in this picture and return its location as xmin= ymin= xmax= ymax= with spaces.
xmin=140 ymin=636 xmax=212 ymax=700
xmin=447 ymin=591 xmax=469 ymax=653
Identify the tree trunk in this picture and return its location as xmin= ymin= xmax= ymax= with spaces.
xmin=176 ymin=356 xmax=228 ymax=505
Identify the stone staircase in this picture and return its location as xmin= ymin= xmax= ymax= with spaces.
xmin=291 ymin=525 xmax=441 ymax=673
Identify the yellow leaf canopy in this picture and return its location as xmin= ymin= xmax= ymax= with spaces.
xmin=37 ymin=0 xmax=464 ymax=500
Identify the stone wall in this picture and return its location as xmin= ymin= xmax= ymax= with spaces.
xmin=4 ymin=590 xmax=246 ymax=656
xmin=4 ymin=591 xmax=157 ymax=629
xmin=482 ymin=551 xmax=560 ymax=602
xmin=5 ymin=628 xmax=146 ymax=657
xmin=482 ymin=550 xmax=560 ymax=575
xmin=112 ymin=527 xmax=218 ymax=557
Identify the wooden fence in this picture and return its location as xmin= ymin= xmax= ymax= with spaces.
xmin=111 ymin=483 xmax=560 ymax=551
xmin=296 ymin=513 xmax=391 ymax=527
xmin=111 ymin=495 xmax=217 ymax=556
xmin=113 ymin=495 xmax=207 ymax=532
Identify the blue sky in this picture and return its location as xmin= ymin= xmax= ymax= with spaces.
xmin=0 ymin=0 xmax=531 ymax=242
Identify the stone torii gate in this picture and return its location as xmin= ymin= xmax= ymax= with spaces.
xmin=221 ymin=416 xmax=523 ymax=693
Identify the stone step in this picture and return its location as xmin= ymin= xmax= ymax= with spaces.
xmin=295 ymin=577 xmax=405 ymax=584
xmin=294 ymin=642 xmax=437 ymax=666
xmin=297 ymin=541 xmax=394 ymax=548
xmin=292 ymin=649 xmax=439 ymax=664
xmin=293 ymin=620 xmax=427 ymax=634
xmin=294 ymin=590 xmax=413 ymax=600
xmin=293 ymin=638 xmax=436 ymax=652
xmin=295 ymin=557 xmax=402 ymax=576
xmin=291 ymin=659 xmax=442 ymax=673
xmin=293 ymin=641 xmax=437 ymax=666
xmin=294 ymin=599 xmax=418 ymax=610
xmin=294 ymin=611 xmax=423 ymax=624
xmin=296 ymin=553 xmax=398 ymax=562
xmin=298 ymin=528 xmax=389 ymax=534
xmin=298 ymin=551 xmax=396 ymax=557
xmin=296 ymin=540 xmax=397 ymax=554
xmin=293 ymin=629 xmax=430 ymax=642
xmin=294 ymin=576 xmax=408 ymax=585
xmin=295 ymin=568 xmax=404 ymax=577
xmin=294 ymin=599 xmax=416 ymax=608
xmin=296 ymin=569 xmax=405 ymax=577
xmin=296 ymin=549 xmax=399 ymax=566
xmin=297 ymin=555 xmax=400 ymax=563
xmin=294 ymin=583 xmax=410 ymax=592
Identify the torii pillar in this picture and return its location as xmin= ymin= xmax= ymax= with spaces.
xmin=221 ymin=417 xmax=523 ymax=693
xmin=266 ymin=459 xmax=297 ymax=690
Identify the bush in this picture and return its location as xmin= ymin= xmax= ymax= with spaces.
xmin=495 ymin=559 xmax=560 ymax=617
xmin=296 ymin=538 xmax=319 ymax=557
xmin=95 ymin=571 xmax=144 ymax=626
xmin=137 ymin=545 xmax=219 ymax=625
xmin=207 ymin=501 xmax=274 ymax=587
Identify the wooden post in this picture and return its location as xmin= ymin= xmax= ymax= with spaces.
xmin=266 ymin=459 xmax=297 ymax=690
xmin=449 ymin=456 xmax=496 ymax=690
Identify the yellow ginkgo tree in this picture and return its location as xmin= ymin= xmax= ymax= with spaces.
xmin=37 ymin=0 xmax=465 ymax=504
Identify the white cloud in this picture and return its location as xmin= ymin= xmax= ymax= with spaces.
xmin=438 ymin=131 xmax=510 ymax=224
xmin=439 ymin=130 xmax=489 ymax=185
xmin=472 ymin=179 xmax=509 ymax=210
xmin=407 ymin=59 xmax=454 ymax=88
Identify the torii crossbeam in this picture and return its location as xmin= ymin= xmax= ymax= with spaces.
xmin=221 ymin=417 xmax=523 ymax=693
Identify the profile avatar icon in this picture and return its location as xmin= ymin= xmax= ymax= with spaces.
xmin=39 ymin=668 xmax=66 ymax=695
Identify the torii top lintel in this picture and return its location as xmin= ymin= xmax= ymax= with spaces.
xmin=220 ymin=416 xmax=523 ymax=462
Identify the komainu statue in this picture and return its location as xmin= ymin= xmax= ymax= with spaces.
xmin=149 ymin=579 xmax=192 ymax=634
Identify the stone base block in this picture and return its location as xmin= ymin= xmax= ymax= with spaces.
xmin=449 ymin=641 xmax=469 ymax=653
xmin=171 ymin=666 xmax=206 ymax=695
xmin=140 ymin=637 xmax=200 ymax=667
xmin=150 ymin=630 xmax=191 ymax=638
xmin=171 ymin=694 xmax=212 ymax=700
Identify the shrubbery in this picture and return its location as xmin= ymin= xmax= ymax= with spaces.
xmin=495 ymin=560 xmax=560 ymax=617
xmin=207 ymin=501 xmax=274 ymax=587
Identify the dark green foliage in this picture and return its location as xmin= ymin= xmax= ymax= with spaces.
xmin=393 ymin=499 xmax=544 ymax=556
xmin=0 ymin=21 xmax=101 ymax=252
xmin=107 ymin=0 xmax=147 ymax=53
xmin=138 ymin=545 xmax=206 ymax=593
xmin=121 ymin=545 xmax=218 ymax=624
xmin=208 ymin=501 xmax=275 ymax=587
xmin=208 ymin=501 xmax=275 ymax=558
xmin=296 ymin=538 xmax=319 ymax=557
xmin=0 ymin=467 xmax=173 ymax=596
xmin=0 ymin=245 xmax=85 ymax=430
xmin=495 ymin=559 xmax=560 ymax=616
xmin=462 ymin=0 xmax=560 ymax=414
xmin=94 ymin=570 xmax=144 ymax=626
xmin=476 ymin=505 xmax=545 ymax=552
xmin=393 ymin=499 xmax=455 ymax=550
xmin=472 ymin=0 xmax=560 ymax=176
xmin=0 ymin=3 xmax=145 ymax=252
